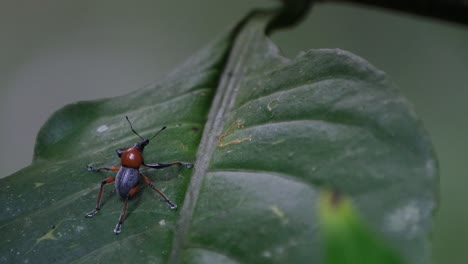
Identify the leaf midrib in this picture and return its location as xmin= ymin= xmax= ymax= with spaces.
xmin=168 ymin=12 xmax=274 ymax=264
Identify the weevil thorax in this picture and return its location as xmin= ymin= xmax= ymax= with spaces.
xmin=120 ymin=139 xmax=149 ymax=169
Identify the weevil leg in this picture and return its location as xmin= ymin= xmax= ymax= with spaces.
xmin=85 ymin=177 xmax=115 ymax=218
xmin=113 ymin=197 xmax=127 ymax=235
xmin=87 ymin=165 xmax=120 ymax=172
xmin=141 ymin=174 xmax=177 ymax=209
xmin=144 ymin=161 xmax=193 ymax=169
xmin=114 ymin=185 xmax=139 ymax=235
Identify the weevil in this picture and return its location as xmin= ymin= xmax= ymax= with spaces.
xmin=85 ymin=116 xmax=193 ymax=235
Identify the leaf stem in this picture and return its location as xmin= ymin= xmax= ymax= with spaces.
xmin=319 ymin=0 xmax=468 ymax=26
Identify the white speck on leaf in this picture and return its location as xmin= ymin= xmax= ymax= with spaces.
xmin=425 ymin=159 xmax=436 ymax=178
xmin=385 ymin=202 xmax=421 ymax=237
xmin=96 ymin=125 xmax=109 ymax=133
xmin=261 ymin=250 xmax=272 ymax=258
xmin=270 ymin=205 xmax=289 ymax=225
xmin=159 ymin=219 xmax=166 ymax=226
xmin=271 ymin=139 xmax=285 ymax=145
xmin=267 ymin=99 xmax=280 ymax=111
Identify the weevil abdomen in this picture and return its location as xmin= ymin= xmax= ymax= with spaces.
xmin=115 ymin=167 xmax=140 ymax=198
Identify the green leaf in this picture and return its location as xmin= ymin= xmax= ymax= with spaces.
xmin=0 ymin=9 xmax=437 ymax=264
xmin=319 ymin=190 xmax=404 ymax=264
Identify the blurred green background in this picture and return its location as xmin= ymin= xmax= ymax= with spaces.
xmin=1 ymin=1 xmax=466 ymax=263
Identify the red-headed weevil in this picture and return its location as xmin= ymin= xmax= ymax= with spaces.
xmin=85 ymin=116 xmax=193 ymax=235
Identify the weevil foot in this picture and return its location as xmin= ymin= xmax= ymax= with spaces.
xmin=85 ymin=209 xmax=99 ymax=218
xmin=167 ymin=200 xmax=177 ymax=209
xmin=181 ymin=162 xmax=193 ymax=169
xmin=114 ymin=223 xmax=122 ymax=235
xmin=87 ymin=165 xmax=99 ymax=172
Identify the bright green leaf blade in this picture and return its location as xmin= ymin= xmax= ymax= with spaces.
xmin=0 ymin=8 xmax=437 ymax=264
xmin=319 ymin=190 xmax=403 ymax=264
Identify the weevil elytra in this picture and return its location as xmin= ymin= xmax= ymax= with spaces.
xmin=85 ymin=116 xmax=193 ymax=235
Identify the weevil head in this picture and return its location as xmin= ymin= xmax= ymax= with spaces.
xmin=125 ymin=116 xmax=166 ymax=152
xmin=134 ymin=138 xmax=150 ymax=152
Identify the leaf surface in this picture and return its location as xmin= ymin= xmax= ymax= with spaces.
xmin=0 ymin=9 xmax=437 ymax=264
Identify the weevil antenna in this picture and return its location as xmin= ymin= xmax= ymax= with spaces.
xmin=150 ymin=126 xmax=167 ymax=141
xmin=125 ymin=116 xmax=144 ymax=140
